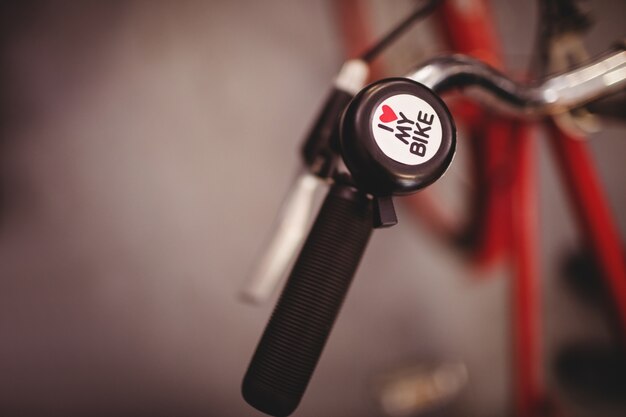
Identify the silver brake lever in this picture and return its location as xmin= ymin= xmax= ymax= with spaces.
xmin=239 ymin=60 xmax=369 ymax=305
xmin=240 ymin=168 xmax=326 ymax=304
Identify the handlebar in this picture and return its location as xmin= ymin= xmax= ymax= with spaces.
xmin=408 ymin=42 xmax=626 ymax=116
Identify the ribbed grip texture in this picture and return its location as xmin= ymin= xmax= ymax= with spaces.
xmin=242 ymin=182 xmax=373 ymax=417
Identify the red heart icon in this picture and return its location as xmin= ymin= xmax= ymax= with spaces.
xmin=379 ymin=105 xmax=398 ymax=123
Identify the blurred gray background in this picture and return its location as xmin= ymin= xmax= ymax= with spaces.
xmin=0 ymin=1 xmax=625 ymax=416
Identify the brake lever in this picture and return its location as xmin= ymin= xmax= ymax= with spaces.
xmin=537 ymin=0 xmax=600 ymax=135
xmin=240 ymin=169 xmax=325 ymax=304
xmin=240 ymin=60 xmax=368 ymax=305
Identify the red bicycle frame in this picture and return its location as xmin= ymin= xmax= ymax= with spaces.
xmin=334 ymin=1 xmax=626 ymax=416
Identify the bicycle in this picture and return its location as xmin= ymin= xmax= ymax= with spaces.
xmin=240 ymin=1 xmax=626 ymax=416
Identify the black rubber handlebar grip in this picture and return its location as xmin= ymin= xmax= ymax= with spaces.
xmin=242 ymin=181 xmax=373 ymax=416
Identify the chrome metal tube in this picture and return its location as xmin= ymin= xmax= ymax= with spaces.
xmin=406 ymin=44 xmax=626 ymax=117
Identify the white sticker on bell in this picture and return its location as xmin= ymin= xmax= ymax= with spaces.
xmin=372 ymin=94 xmax=443 ymax=166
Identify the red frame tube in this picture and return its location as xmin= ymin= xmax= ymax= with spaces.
xmin=548 ymin=123 xmax=626 ymax=338
xmin=510 ymin=122 xmax=543 ymax=417
xmin=434 ymin=2 xmax=545 ymax=412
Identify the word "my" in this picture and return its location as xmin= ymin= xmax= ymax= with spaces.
xmin=379 ymin=111 xmax=434 ymax=157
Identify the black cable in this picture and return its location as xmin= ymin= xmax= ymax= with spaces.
xmin=359 ymin=0 xmax=441 ymax=63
